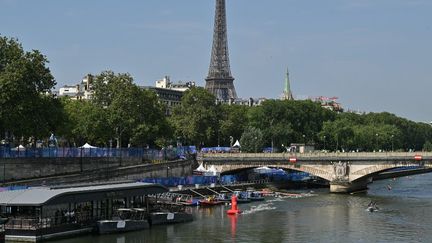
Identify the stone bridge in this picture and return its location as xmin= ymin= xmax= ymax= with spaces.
xmin=197 ymin=152 xmax=432 ymax=193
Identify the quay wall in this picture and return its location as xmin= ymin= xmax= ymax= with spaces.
xmin=0 ymin=157 xmax=191 ymax=183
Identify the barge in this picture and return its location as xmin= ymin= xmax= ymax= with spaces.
xmin=0 ymin=182 xmax=169 ymax=242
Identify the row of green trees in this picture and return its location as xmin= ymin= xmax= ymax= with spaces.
xmin=1 ymin=36 xmax=432 ymax=151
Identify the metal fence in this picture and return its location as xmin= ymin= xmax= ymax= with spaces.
xmin=0 ymin=147 xmax=195 ymax=159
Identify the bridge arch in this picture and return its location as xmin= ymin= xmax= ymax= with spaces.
xmin=210 ymin=163 xmax=334 ymax=182
xmin=350 ymin=163 xmax=424 ymax=182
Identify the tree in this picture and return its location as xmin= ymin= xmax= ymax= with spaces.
xmin=249 ymin=99 xmax=335 ymax=150
xmin=91 ymin=70 xmax=170 ymax=147
xmin=129 ymin=90 xmax=171 ymax=147
xmin=61 ymin=98 xmax=110 ymax=146
xmin=171 ymin=87 xmax=220 ymax=147
xmin=0 ymin=36 xmax=59 ymax=143
xmin=240 ymin=126 xmax=264 ymax=153
xmin=423 ymin=141 xmax=432 ymax=152
xmin=219 ymin=104 xmax=249 ymax=146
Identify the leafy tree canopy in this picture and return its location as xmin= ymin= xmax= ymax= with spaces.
xmin=0 ymin=36 xmax=59 ymax=142
xmin=171 ymin=87 xmax=220 ymax=147
xmin=240 ymin=126 xmax=264 ymax=153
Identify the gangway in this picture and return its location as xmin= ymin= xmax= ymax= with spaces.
xmin=221 ymin=185 xmax=234 ymax=192
xmin=189 ymin=189 xmax=206 ymax=198
xmin=206 ymin=187 xmax=221 ymax=195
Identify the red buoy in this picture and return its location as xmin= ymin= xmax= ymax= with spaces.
xmin=227 ymin=195 xmax=241 ymax=215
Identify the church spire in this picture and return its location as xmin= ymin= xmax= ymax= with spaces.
xmin=283 ymin=67 xmax=294 ymax=100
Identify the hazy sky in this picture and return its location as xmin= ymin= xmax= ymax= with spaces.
xmin=1 ymin=0 xmax=431 ymax=122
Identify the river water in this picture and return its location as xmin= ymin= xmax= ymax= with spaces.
xmin=53 ymin=173 xmax=432 ymax=243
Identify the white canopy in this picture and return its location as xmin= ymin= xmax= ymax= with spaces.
xmin=79 ymin=143 xmax=97 ymax=149
xmin=233 ymin=140 xmax=241 ymax=147
xmin=256 ymin=166 xmax=271 ymax=170
xmin=208 ymin=165 xmax=218 ymax=173
xmin=15 ymin=145 xmax=25 ymax=150
xmin=194 ymin=163 xmax=208 ymax=172
xmin=207 ymin=165 xmax=219 ymax=176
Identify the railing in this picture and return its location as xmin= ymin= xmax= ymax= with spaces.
xmin=200 ymin=152 xmax=432 ymax=159
xmin=5 ymin=214 xmax=96 ymax=230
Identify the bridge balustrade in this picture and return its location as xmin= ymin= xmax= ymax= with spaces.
xmin=200 ymin=152 xmax=432 ymax=160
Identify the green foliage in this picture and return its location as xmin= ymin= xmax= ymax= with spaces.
xmin=90 ymin=70 xmax=170 ymax=148
xmin=219 ymin=104 xmax=249 ymax=146
xmin=423 ymin=141 xmax=432 ymax=152
xmin=171 ymin=87 xmax=220 ymax=147
xmin=61 ymin=98 xmax=110 ymax=146
xmin=240 ymin=126 xmax=264 ymax=153
xmin=0 ymin=36 xmax=60 ymax=142
xmin=318 ymin=112 xmax=429 ymax=152
xmin=249 ymin=99 xmax=335 ymax=150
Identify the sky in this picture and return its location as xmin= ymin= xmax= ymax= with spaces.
xmin=1 ymin=0 xmax=431 ymax=122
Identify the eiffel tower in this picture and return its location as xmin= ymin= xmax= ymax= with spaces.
xmin=205 ymin=0 xmax=237 ymax=101
xmin=283 ymin=67 xmax=294 ymax=100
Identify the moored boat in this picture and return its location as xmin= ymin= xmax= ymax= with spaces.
xmin=246 ymin=189 xmax=265 ymax=201
xmin=233 ymin=190 xmax=251 ymax=204
xmin=199 ymin=196 xmax=225 ymax=206
xmin=97 ymin=208 xmax=149 ymax=234
xmin=216 ymin=191 xmax=232 ymax=202
xmin=177 ymin=194 xmax=200 ymax=206
xmin=149 ymin=211 xmax=193 ymax=225
xmin=148 ymin=201 xmax=193 ymax=225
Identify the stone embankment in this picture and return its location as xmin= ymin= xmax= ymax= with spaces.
xmin=0 ymin=157 xmax=197 ymax=186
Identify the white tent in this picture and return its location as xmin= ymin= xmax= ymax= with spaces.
xmin=79 ymin=143 xmax=97 ymax=149
xmin=208 ymin=165 xmax=218 ymax=172
xmin=255 ymin=166 xmax=272 ymax=172
xmin=207 ymin=165 xmax=219 ymax=176
xmin=194 ymin=163 xmax=208 ymax=172
xmin=233 ymin=140 xmax=241 ymax=147
xmin=256 ymin=166 xmax=271 ymax=170
xmin=254 ymin=166 xmax=273 ymax=174
xmin=14 ymin=144 xmax=26 ymax=150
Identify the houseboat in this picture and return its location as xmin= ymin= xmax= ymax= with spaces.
xmin=0 ymin=182 xmax=168 ymax=242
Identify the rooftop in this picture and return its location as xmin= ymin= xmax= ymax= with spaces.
xmin=0 ymin=182 xmax=167 ymax=207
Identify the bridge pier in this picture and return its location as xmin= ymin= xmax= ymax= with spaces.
xmin=330 ymin=178 xmax=370 ymax=193
xmin=330 ymin=183 xmax=367 ymax=193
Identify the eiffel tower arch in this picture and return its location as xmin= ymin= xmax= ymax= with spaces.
xmin=205 ymin=0 xmax=237 ymax=102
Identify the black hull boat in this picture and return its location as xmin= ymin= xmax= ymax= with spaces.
xmin=97 ymin=219 xmax=149 ymax=234
xmin=246 ymin=189 xmax=265 ymax=202
xmin=149 ymin=212 xmax=193 ymax=225
xmin=97 ymin=208 xmax=149 ymax=234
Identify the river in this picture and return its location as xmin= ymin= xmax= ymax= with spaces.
xmin=53 ymin=173 xmax=432 ymax=243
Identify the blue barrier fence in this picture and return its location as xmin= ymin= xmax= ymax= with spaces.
xmin=0 ymin=146 xmax=196 ymax=159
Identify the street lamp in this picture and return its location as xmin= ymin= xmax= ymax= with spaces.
xmin=166 ymin=166 xmax=171 ymax=178
xmin=391 ymin=135 xmax=394 ymax=152
xmin=375 ymin=133 xmax=379 ymax=152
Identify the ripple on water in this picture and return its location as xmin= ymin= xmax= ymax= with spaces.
xmin=241 ymin=203 xmax=277 ymax=214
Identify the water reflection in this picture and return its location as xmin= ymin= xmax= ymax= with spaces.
xmin=228 ymin=214 xmax=237 ymax=239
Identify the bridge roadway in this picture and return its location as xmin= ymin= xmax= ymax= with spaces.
xmin=198 ymin=152 xmax=432 ymax=193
